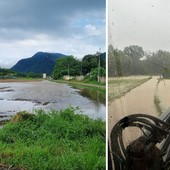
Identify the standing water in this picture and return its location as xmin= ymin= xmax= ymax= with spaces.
xmin=0 ymin=80 xmax=105 ymax=124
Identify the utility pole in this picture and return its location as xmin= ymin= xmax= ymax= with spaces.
xmin=68 ymin=64 xmax=69 ymax=76
xmin=97 ymin=48 xmax=101 ymax=82
xmin=80 ymin=61 xmax=82 ymax=75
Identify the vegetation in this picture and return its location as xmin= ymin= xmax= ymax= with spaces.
xmin=53 ymin=56 xmax=81 ymax=79
xmin=154 ymin=80 xmax=163 ymax=115
xmin=82 ymin=53 xmax=106 ymax=75
xmin=0 ymin=67 xmax=43 ymax=79
xmin=85 ymin=67 xmax=106 ymax=82
xmin=108 ymin=44 xmax=170 ymax=78
xmin=4 ymin=51 xmax=106 ymax=82
xmin=52 ymin=53 xmax=106 ymax=81
xmin=154 ymin=95 xmax=163 ymax=115
xmin=0 ymin=68 xmax=15 ymax=77
xmin=11 ymin=52 xmax=65 ymax=75
xmin=0 ymin=108 xmax=105 ymax=170
xmin=108 ymin=76 xmax=151 ymax=101
xmin=69 ymin=84 xmax=106 ymax=104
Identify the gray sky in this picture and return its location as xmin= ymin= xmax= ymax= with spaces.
xmin=109 ymin=0 xmax=170 ymax=52
xmin=0 ymin=0 xmax=105 ymax=68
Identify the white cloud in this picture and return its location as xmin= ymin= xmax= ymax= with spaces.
xmin=0 ymin=0 xmax=105 ymax=68
xmin=84 ymin=24 xmax=102 ymax=36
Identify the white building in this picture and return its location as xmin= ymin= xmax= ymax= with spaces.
xmin=43 ymin=73 xmax=47 ymax=79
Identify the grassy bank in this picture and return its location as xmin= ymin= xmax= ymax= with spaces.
xmin=52 ymin=80 xmax=106 ymax=95
xmin=109 ymin=76 xmax=151 ymax=101
xmin=0 ymin=108 xmax=105 ymax=170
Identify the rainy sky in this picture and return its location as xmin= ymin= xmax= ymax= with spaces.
xmin=0 ymin=0 xmax=105 ymax=68
xmin=109 ymin=0 xmax=170 ymax=52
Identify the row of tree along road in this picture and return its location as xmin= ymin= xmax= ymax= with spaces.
xmin=109 ymin=44 xmax=170 ymax=78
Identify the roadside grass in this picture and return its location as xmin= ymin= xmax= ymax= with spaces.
xmin=70 ymin=84 xmax=106 ymax=104
xmin=154 ymin=80 xmax=163 ymax=115
xmin=0 ymin=108 xmax=105 ymax=170
xmin=108 ymin=76 xmax=151 ymax=102
xmin=82 ymin=80 xmax=106 ymax=86
xmin=154 ymin=95 xmax=163 ymax=115
xmin=69 ymin=83 xmax=106 ymax=94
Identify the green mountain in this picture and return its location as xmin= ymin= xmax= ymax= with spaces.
xmin=11 ymin=52 xmax=65 ymax=75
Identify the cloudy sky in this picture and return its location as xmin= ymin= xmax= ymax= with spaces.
xmin=0 ymin=0 xmax=105 ymax=68
xmin=109 ymin=0 xmax=170 ymax=52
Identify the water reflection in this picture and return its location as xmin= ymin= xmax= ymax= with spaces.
xmin=77 ymin=88 xmax=106 ymax=105
xmin=0 ymin=81 xmax=106 ymax=122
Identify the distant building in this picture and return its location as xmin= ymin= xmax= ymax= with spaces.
xmin=63 ymin=75 xmax=73 ymax=80
xmin=43 ymin=73 xmax=47 ymax=79
xmin=75 ymin=76 xmax=84 ymax=81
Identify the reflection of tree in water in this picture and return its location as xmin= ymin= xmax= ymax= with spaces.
xmin=78 ymin=88 xmax=105 ymax=105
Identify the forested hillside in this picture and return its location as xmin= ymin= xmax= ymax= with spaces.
xmin=11 ymin=52 xmax=65 ymax=75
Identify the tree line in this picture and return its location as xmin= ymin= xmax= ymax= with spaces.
xmin=108 ymin=44 xmax=170 ymax=78
xmin=0 ymin=52 xmax=106 ymax=81
xmin=53 ymin=53 xmax=106 ymax=81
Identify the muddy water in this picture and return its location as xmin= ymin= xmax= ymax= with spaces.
xmin=109 ymin=77 xmax=170 ymax=169
xmin=109 ymin=77 xmax=160 ymax=133
xmin=108 ymin=76 xmax=163 ymax=154
xmin=157 ymin=79 xmax=170 ymax=113
xmin=0 ymin=80 xmax=105 ymax=123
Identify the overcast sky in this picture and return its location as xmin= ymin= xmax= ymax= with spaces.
xmin=0 ymin=0 xmax=105 ymax=68
xmin=109 ymin=0 xmax=170 ymax=52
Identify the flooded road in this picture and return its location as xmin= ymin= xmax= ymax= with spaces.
xmin=109 ymin=76 xmax=170 ymax=169
xmin=109 ymin=76 xmax=170 ymax=147
xmin=108 ymin=77 xmax=159 ymax=134
xmin=0 ymin=80 xmax=105 ymax=123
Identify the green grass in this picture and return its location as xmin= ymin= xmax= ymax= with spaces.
xmin=52 ymin=79 xmax=106 ymax=95
xmin=70 ymin=83 xmax=106 ymax=94
xmin=0 ymin=108 xmax=105 ymax=170
xmin=53 ymin=79 xmax=105 ymax=86
xmin=82 ymin=80 xmax=106 ymax=86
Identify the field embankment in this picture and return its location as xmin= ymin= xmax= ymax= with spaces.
xmin=52 ymin=80 xmax=106 ymax=94
xmin=108 ymin=76 xmax=151 ymax=102
xmin=0 ymin=108 xmax=105 ymax=170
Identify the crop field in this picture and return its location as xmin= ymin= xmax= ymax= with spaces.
xmin=108 ymin=76 xmax=151 ymax=102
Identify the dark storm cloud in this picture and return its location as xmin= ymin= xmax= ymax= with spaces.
xmin=0 ymin=0 xmax=105 ymax=39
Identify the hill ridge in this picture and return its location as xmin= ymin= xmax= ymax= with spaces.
xmin=11 ymin=52 xmax=66 ymax=75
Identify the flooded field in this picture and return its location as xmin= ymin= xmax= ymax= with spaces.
xmin=0 ymin=80 xmax=105 ymax=124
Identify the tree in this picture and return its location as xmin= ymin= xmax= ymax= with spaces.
xmin=82 ymin=53 xmax=106 ymax=75
xmin=88 ymin=67 xmax=106 ymax=81
xmin=108 ymin=45 xmax=122 ymax=77
xmin=53 ymin=56 xmax=81 ymax=79
xmin=123 ymin=45 xmax=145 ymax=75
xmin=82 ymin=54 xmax=98 ymax=75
